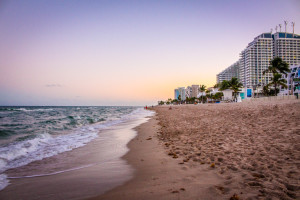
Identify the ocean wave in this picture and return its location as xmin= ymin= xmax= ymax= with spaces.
xmin=9 ymin=108 xmax=54 ymax=112
xmin=0 ymin=107 xmax=154 ymax=191
xmin=0 ymin=131 xmax=98 ymax=174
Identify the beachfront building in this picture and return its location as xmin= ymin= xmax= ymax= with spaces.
xmin=273 ymin=32 xmax=300 ymax=66
xmin=174 ymin=87 xmax=186 ymax=100
xmin=239 ymin=33 xmax=274 ymax=88
xmin=280 ymin=64 xmax=300 ymax=97
xmin=222 ymin=89 xmax=233 ymax=101
xmin=218 ymin=26 xmax=300 ymax=98
xmin=174 ymin=89 xmax=179 ymax=100
xmin=191 ymin=85 xmax=199 ymax=98
xmin=239 ymin=31 xmax=300 ymax=89
xmin=185 ymin=86 xmax=192 ymax=98
xmin=217 ymin=61 xmax=240 ymax=83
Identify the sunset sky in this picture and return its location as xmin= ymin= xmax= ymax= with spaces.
xmin=1 ymin=0 xmax=300 ymax=106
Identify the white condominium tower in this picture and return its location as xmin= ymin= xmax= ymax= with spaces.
xmin=239 ymin=33 xmax=274 ymax=88
xmin=217 ymin=61 xmax=240 ymax=83
xmin=217 ymin=27 xmax=300 ymax=89
xmin=240 ymin=32 xmax=300 ymax=88
xmin=273 ymin=32 xmax=300 ymax=66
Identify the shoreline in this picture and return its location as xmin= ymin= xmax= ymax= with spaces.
xmin=89 ymin=114 xmax=227 ymax=200
xmin=0 ymin=113 xmax=151 ymax=200
xmin=91 ymin=99 xmax=300 ymax=200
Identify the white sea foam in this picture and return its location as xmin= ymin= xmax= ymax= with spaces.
xmin=8 ymin=163 xmax=97 ymax=179
xmin=0 ymin=174 xmax=9 ymax=191
xmin=0 ymin=131 xmax=98 ymax=174
xmin=13 ymin=108 xmax=54 ymax=112
xmin=0 ymin=108 xmax=154 ymax=191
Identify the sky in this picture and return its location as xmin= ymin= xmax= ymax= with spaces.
xmin=0 ymin=0 xmax=300 ymax=106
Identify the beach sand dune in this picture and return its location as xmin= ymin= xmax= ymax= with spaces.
xmin=92 ymin=100 xmax=300 ymax=200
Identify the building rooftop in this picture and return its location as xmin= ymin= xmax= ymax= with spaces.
xmin=273 ymin=32 xmax=300 ymax=39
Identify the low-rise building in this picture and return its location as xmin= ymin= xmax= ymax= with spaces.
xmin=280 ymin=64 xmax=300 ymax=97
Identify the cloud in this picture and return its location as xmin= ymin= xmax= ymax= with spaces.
xmin=45 ymin=84 xmax=63 ymax=87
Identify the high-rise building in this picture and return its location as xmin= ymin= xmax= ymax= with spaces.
xmin=273 ymin=32 xmax=300 ymax=66
xmin=191 ymin=85 xmax=199 ymax=98
xmin=241 ymin=32 xmax=300 ymax=88
xmin=218 ymin=30 xmax=300 ymax=89
xmin=185 ymin=86 xmax=192 ymax=98
xmin=174 ymin=89 xmax=180 ymax=100
xmin=217 ymin=61 xmax=240 ymax=83
xmin=174 ymin=87 xmax=186 ymax=100
xmin=239 ymin=33 xmax=274 ymax=88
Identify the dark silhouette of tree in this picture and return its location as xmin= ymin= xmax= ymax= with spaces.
xmin=266 ymin=73 xmax=288 ymax=96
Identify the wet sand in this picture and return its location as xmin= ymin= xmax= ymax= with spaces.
xmin=92 ymin=99 xmax=300 ymax=200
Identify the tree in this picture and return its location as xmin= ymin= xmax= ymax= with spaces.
xmin=267 ymin=73 xmax=288 ymax=96
xmin=185 ymin=97 xmax=190 ymax=104
xmin=213 ymin=83 xmax=219 ymax=89
xmin=178 ymin=95 xmax=181 ymax=101
xmin=228 ymin=77 xmax=243 ymax=101
xmin=172 ymin=99 xmax=178 ymax=104
xmin=198 ymin=85 xmax=206 ymax=103
xmin=189 ymin=97 xmax=196 ymax=104
xmin=199 ymin=85 xmax=206 ymax=93
xmin=263 ymin=57 xmax=290 ymax=76
xmin=158 ymin=101 xmax=165 ymax=105
xmin=219 ymin=80 xmax=230 ymax=91
xmin=262 ymin=85 xmax=278 ymax=96
xmin=219 ymin=78 xmax=243 ymax=101
xmin=165 ymin=98 xmax=172 ymax=105
xmin=214 ymin=92 xmax=223 ymax=100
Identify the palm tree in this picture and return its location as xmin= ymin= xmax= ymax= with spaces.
xmin=228 ymin=77 xmax=243 ymax=101
xmin=205 ymin=89 xmax=212 ymax=103
xmin=219 ymin=78 xmax=243 ymax=101
xmin=267 ymin=73 xmax=288 ymax=96
xmin=185 ymin=97 xmax=190 ymax=104
xmin=213 ymin=83 xmax=219 ymax=89
xmin=214 ymin=92 xmax=223 ymax=101
xmin=178 ymin=95 xmax=181 ymax=104
xmin=219 ymin=80 xmax=230 ymax=91
xmin=263 ymin=57 xmax=290 ymax=75
xmin=198 ymin=85 xmax=206 ymax=103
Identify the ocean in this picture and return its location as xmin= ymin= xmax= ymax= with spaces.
xmin=0 ymin=106 xmax=154 ymax=199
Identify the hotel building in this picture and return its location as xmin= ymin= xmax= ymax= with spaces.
xmin=239 ymin=33 xmax=274 ymax=88
xmin=191 ymin=85 xmax=199 ymax=98
xmin=273 ymin=32 xmax=300 ymax=66
xmin=217 ymin=30 xmax=300 ymax=90
xmin=185 ymin=86 xmax=192 ymax=98
xmin=174 ymin=87 xmax=186 ymax=100
xmin=217 ymin=61 xmax=240 ymax=83
xmin=174 ymin=85 xmax=198 ymax=100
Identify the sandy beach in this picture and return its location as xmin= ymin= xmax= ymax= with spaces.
xmin=91 ymin=99 xmax=300 ymax=200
